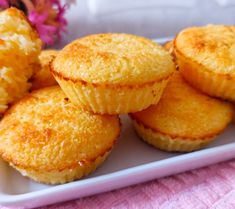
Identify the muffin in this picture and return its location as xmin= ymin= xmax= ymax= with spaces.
xmin=130 ymin=71 xmax=233 ymax=152
xmin=31 ymin=50 xmax=58 ymax=90
xmin=163 ymin=40 xmax=177 ymax=65
xmin=0 ymin=86 xmax=120 ymax=184
xmin=51 ymin=33 xmax=175 ymax=114
xmin=0 ymin=8 xmax=42 ymax=114
xmin=164 ymin=40 xmax=174 ymax=55
xmin=174 ymin=25 xmax=235 ymax=101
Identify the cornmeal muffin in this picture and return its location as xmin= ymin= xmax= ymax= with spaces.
xmin=51 ymin=33 xmax=175 ymax=114
xmin=174 ymin=25 xmax=235 ymax=101
xmin=0 ymin=86 xmax=120 ymax=184
xmin=31 ymin=50 xmax=58 ymax=90
xmin=130 ymin=71 xmax=233 ymax=152
xmin=164 ymin=40 xmax=174 ymax=55
xmin=163 ymin=40 xmax=176 ymax=65
xmin=0 ymin=8 xmax=42 ymax=114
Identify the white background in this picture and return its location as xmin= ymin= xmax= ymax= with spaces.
xmin=58 ymin=0 xmax=235 ymax=47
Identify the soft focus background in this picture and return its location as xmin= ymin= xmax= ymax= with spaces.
xmin=58 ymin=0 xmax=235 ymax=48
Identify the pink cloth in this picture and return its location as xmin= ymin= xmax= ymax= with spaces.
xmin=2 ymin=160 xmax=235 ymax=209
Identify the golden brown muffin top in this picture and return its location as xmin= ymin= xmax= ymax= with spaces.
xmin=0 ymin=86 xmax=120 ymax=171
xmin=31 ymin=50 xmax=58 ymax=90
xmin=175 ymin=25 xmax=235 ymax=75
xmin=52 ymin=33 xmax=175 ymax=86
xmin=131 ymin=71 xmax=233 ymax=139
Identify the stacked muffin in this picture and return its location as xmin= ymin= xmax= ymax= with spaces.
xmin=0 ymin=17 xmax=234 ymax=185
xmin=51 ymin=34 xmax=175 ymax=114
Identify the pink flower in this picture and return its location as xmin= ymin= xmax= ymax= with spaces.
xmin=26 ymin=0 xmax=69 ymax=46
xmin=28 ymin=10 xmax=57 ymax=45
xmin=0 ymin=0 xmax=9 ymax=8
xmin=0 ymin=0 xmax=73 ymax=46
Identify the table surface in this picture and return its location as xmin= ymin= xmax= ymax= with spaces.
xmin=39 ymin=160 xmax=235 ymax=209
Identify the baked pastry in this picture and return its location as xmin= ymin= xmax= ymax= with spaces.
xmin=31 ymin=50 xmax=58 ymax=90
xmin=164 ymin=40 xmax=174 ymax=55
xmin=163 ymin=40 xmax=177 ymax=65
xmin=51 ymin=33 xmax=175 ymax=114
xmin=130 ymin=71 xmax=233 ymax=152
xmin=0 ymin=8 xmax=42 ymax=114
xmin=0 ymin=86 xmax=120 ymax=184
xmin=174 ymin=25 xmax=235 ymax=101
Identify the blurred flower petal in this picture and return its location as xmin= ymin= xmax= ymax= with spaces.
xmin=0 ymin=0 xmax=71 ymax=46
xmin=0 ymin=0 xmax=9 ymax=8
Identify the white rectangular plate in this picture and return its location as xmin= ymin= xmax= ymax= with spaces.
xmin=1 ymin=38 xmax=235 ymax=209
